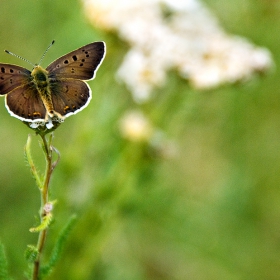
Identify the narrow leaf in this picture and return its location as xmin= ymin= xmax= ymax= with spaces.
xmin=24 ymin=135 xmax=43 ymax=190
xmin=39 ymin=215 xmax=77 ymax=278
xmin=0 ymin=242 xmax=12 ymax=280
xmin=29 ymin=213 xmax=52 ymax=233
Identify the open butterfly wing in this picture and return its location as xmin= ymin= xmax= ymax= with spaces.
xmin=0 ymin=64 xmax=31 ymax=95
xmin=5 ymin=83 xmax=46 ymax=122
xmin=46 ymin=42 xmax=106 ymax=81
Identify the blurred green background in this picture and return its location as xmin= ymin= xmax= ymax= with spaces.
xmin=0 ymin=0 xmax=280 ymax=279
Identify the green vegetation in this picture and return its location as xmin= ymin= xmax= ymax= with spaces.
xmin=0 ymin=0 xmax=279 ymax=279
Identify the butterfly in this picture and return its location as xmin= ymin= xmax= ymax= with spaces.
xmin=0 ymin=41 xmax=106 ymax=129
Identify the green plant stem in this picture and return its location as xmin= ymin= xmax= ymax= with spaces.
xmin=32 ymin=133 xmax=58 ymax=280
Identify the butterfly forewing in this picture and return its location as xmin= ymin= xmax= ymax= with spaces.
xmin=0 ymin=64 xmax=31 ymax=95
xmin=50 ymin=78 xmax=91 ymax=117
xmin=46 ymin=42 xmax=105 ymax=81
xmin=6 ymin=84 xmax=46 ymax=122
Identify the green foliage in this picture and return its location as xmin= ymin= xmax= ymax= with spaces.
xmin=24 ymin=135 xmax=44 ymax=190
xmin=29 ymin=213 xmax=53 ymax=233
xmin=39 ymin=215 xmax=77 ymax=279
xmin=0 ymin=243 xmax=12 ymax=280
xmin=25 ymin=246 xmax=39 ymax=264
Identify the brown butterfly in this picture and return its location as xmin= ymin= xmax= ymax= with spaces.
xmin=0 ymin=41 xmax=106 ymax=129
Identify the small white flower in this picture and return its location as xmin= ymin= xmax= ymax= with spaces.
xmin=29 ymin=122 xmax=40 ymax=129
xmin=43 ymin=202 xmax=53 ymax=213
xmin=46 ymin=119 xmax=54 ymax=129
xmin=28 ymin=120 xmax=53 ymax=130
xmin=119 ymin=111 xmax=153 ymax=142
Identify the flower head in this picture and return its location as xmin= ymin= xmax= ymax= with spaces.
xmin=23 ymin=117 xmax=62 ymax=136
xmin=84 ymin=0 xmax=273 ymax=101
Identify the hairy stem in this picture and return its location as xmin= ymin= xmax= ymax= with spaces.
xmin=32 ymin=133 xmax=57 ymax=280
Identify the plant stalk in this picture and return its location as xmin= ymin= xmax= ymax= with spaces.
xmin=32 ymin=133 xmax=57 ymax=280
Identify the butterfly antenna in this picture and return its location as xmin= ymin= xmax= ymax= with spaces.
xmin=38 ymin=40 xmax=55 ymax=65
xmin=4 ymin=49 xmax=35 ymax=67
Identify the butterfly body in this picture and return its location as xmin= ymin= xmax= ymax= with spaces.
xmin=29 ymin=65 xmax=56 ymax=120
xmin=0 ymin=41 xmax=106 ymax=127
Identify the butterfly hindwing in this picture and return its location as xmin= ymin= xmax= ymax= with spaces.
xmin=50 ymin=78 xmax=91 ymax=117
xmin=46 ymin=42 xmax=105 ymax=81
xmin=0 ymin=64 xmax=31 ymax=95
xmin=6 ymin=84 xmax=46 ymax=122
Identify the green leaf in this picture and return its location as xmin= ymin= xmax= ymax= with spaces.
xmin=25 ymin=245 xmax=39 ymax=263
xmin=0 ymin=242 xmax=12 ymax=280
xmin=24 ymin=134 xmax=43 ymax=190
xmin=39 ymin=215 xmax=77 ymax=279
xmin=29 ymin=213 xmax=53 ymax=233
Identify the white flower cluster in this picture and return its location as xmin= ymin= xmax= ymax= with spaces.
xmin=83 ymin=0 xmax=273 ymax=102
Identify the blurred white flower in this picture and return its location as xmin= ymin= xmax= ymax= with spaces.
xmin=83 ymin=0 xmax=273 ymax=101
xmin=119 ymin=110 xmax=153 ymax=142
xmin=116 ymin=49 xmax=167 ymax=102
xmin=119 ymin=110 xmax=177 ymax=158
